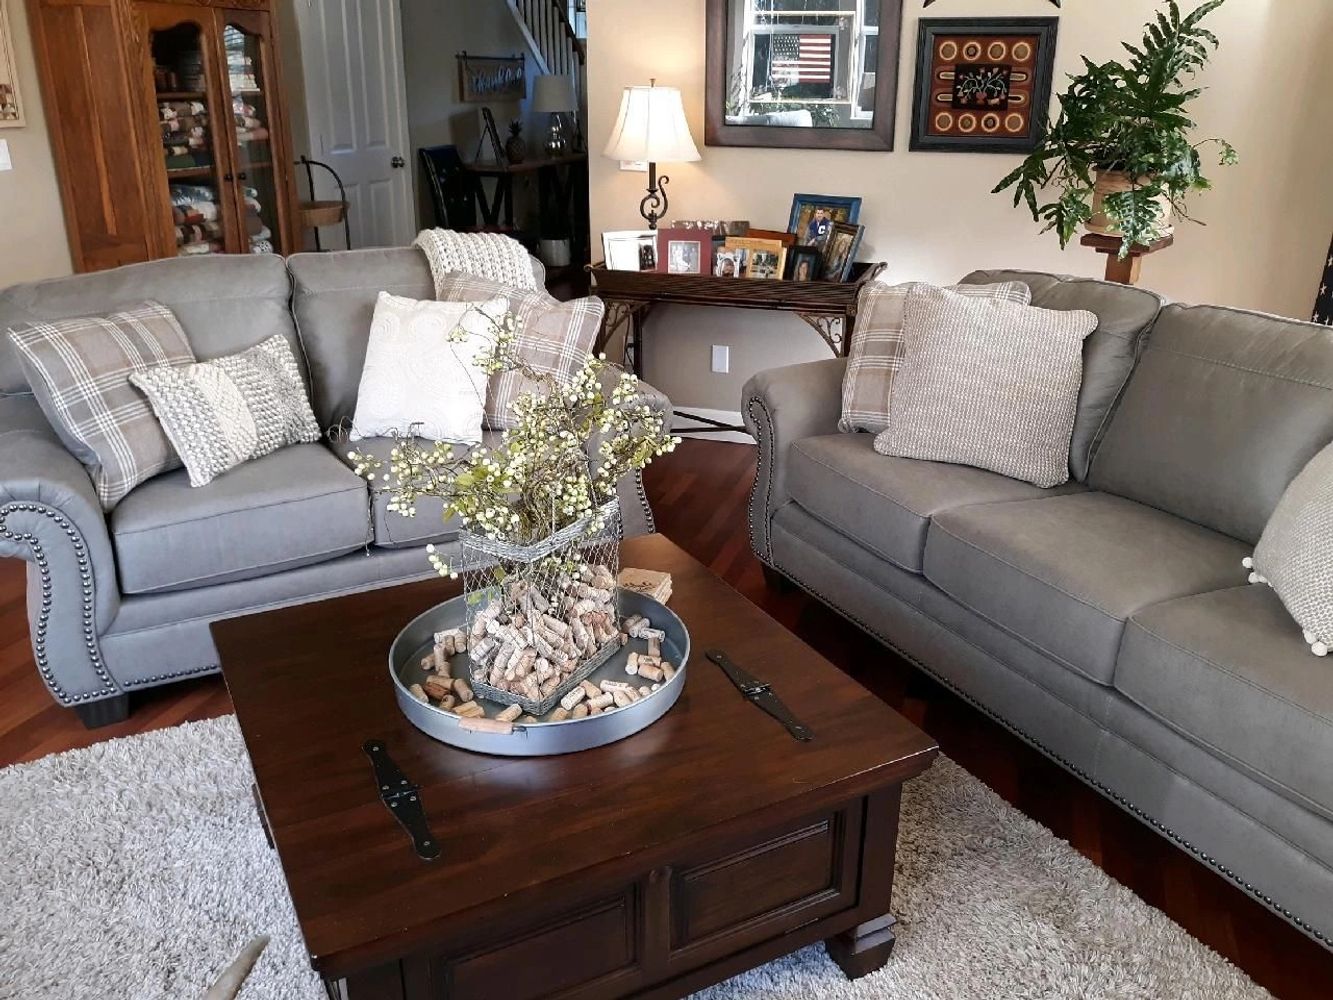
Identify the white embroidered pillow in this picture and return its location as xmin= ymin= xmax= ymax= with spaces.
xmin=349 ymin=292 xmax=502 ymax=445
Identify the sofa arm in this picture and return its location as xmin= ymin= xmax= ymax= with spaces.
xmin=596 ymin=369 xmax=671 ymax=539
xmin=0 ymin=394 xmax=122 ymax=705
xmin=742 ymin=359 xmax=847 ymax=562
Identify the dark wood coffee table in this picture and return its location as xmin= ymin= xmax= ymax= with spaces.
xmin=212 ymin=534 xmax=937 ymax=999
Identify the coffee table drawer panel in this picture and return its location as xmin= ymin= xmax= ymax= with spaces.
xmin=670 ymin=803 xmax=861 ymax=953
xmin=443 ymin=888 xmax=637 ymax=1000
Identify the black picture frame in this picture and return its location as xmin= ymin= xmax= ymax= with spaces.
xmin=705 ymin=0 xmax=905 ymax=152
xmin=909 ymin=17 xmax=1059 ymax=154
xmin=785 ymin=245 xmax=823 ymax=282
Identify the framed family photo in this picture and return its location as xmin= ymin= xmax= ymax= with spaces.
xmin=788 ymin=194 xmax=862 ymax=251
xmin=820 ymin=222 xmax=864 ymax=282
xmin=656 ymin=228 xmax=710 ymax=275
xmin=785 ymin=246 xmax=823 ymax=282
xmin=603 ymin=230 xmax=659 ymax=272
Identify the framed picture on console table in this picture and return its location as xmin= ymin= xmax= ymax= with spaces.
xmin=0 ymin=0 xmax=25 ymax=127
xmin=909 ymin=18 xmax=1059 ymax=154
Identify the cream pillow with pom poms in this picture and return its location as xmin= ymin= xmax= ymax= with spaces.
xmin=1247 ymin=441 xmax=1333 ymax=656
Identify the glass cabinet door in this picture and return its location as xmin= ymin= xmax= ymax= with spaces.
xmin=219 ymin=13 xmax=285 ymax=255
xmin=146 ymin=14 xmax=231 ymax=257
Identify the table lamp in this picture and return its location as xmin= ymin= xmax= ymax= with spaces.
xmin=603 ymin=80 xmax=701 ymax=230
xmin=532 ymin=74 xmax=578 ymax=156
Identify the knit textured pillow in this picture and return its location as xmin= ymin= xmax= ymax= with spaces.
xmin=435 ymin=273 xmax=604 ymax=429
xmin=1246 ymin=442 xmax=1333 ymax=655
xmin=6 ymin=301 xmax=197 ymax=510
xmin=130 ymin=334 xmax=320 ymax=487
xmin=840 ymin=280 xmax=1032 ymax=434
xmin=874 ymin=284 xmax=1098 ymax=488
xmin=349 ymin=292 xmax=502 ymax=445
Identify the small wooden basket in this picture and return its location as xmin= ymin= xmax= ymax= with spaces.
xmin=299 ymin=199 xmax=347 ymax=229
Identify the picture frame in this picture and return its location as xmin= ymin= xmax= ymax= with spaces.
xmin=0 ymin=0 xmax=25 ymax=128
xmin=746 ymin=228 xmax=797 ymax=248
xmin=788 ymin=194 xmax=863 ymax=251
xmin=820 ymin=222 xmax=864 ymax=283
xmin=909 ymin=18 xmax=1060 ymax=154
xmin=714 ymin=247 xmax=747 ymax=278
xmin=457 ymin=53 xmax=526 ymax=104
xmin=657 ymin=228 xmax=709 ymax=275
xmin=603 ymin=230 xmax=659 ymax=272
xmin=724 ymin=237 xmax=787 ymax=281
xmin=704 ymin=0 xmax=904 ymax=152
xmin=671 ymin=220 xmax=750 ymax=237
xmin=785 ymin=246 xmax=823 ymax=282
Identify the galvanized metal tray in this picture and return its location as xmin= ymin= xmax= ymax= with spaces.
xmin=389 ymin=590 xmax=688 ymax=756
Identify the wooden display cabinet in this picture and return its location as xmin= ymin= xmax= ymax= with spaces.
xmin=26 ymin=0 xmax=298 ymax=272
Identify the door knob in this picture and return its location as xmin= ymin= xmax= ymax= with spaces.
xmin=391 ymin=155 xmax=406 ymax=169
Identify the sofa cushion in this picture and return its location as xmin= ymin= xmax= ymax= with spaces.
xmin=1119 ymin=585 xmax=1333 ymax=818
xmin=111 ymin=443 xmax=369 ymax=594
xmin=288 ymin=248 xmax=547 ymax=431
xmin=330 ymin=433 xmax=502 ymax=550
xmin=924 ymin=491 xmax=1250 ymax=684
xmin=0 ymin=254 xmax=298 ymax=395
xmin=787 ymin=433 xmax=1083 ymax=574
xmin=959 ymin=270 xmax=1163 ymax=482
xmin=1089 ymin=303 xmax=1333 ymax=543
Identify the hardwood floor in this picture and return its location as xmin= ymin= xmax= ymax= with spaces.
xmin=1 ymin=437 xmax=1329 ymax=997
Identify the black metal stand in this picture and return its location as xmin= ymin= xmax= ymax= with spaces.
xmin=297 ymin=156 xmax=353 ymax=252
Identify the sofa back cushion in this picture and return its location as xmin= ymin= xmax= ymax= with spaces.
xmin=288 ymin=247 xmax=546 ymax=431
xmin=1089 ymin=303 xmax=1333 ymax=543
xmin=958 ymin=270 xmax=1162 ymax=481
xmin=0 ymin=255 xmax=296 ymax=395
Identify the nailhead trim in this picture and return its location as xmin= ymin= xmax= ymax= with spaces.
xmin=121 ymin=664 xmax=221 ymax=688
xmin=0 ymin=501 xmax=119 ymax=705
xmin=745 ymin=404 xmax=1330 ymax=947
xmin=744 ymin=397 xmax=776 ymax=562
xmin=632 ymin=469 xmax=655 ymax=535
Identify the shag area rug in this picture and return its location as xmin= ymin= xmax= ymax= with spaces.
xmin=0 ymin=717 xmax=1268 ymax=1000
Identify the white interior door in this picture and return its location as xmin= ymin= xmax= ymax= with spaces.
xmin=295 ymin=0 xmax=415 ymax=248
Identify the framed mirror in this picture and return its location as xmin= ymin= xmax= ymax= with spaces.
xmin=705 ymin=0 xmax=903 ymax=151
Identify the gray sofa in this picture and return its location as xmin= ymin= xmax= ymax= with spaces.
xmin=0 ymin=248 xmax=664 ymax=727
xmin=744 ymin=269 xmax=1333 ymax=949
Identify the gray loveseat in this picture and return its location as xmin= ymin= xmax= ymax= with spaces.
xmin=0 ymin=248 xmax=664 ymax=727
xmin=745 ymin=269 xmax=1333 ymax=948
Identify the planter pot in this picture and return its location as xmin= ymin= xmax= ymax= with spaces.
xmin=540 ymin=238 xmax=572 ymax=268
xmin=1085 ymin=169 xmax=1174 ymax=240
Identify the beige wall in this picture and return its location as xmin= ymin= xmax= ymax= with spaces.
xmin=587 ymin=0 xmax=1333 ymax=415
xmin=0 ymin=0 xmax=71 ymax=285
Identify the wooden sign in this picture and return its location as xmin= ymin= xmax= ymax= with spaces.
xmin=456 ymin=53 xmax=526 ymax=104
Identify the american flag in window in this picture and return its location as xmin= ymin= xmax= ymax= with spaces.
xmin=770 ymin=34 xmax=834 ymax=88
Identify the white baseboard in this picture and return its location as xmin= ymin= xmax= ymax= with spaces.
xmin=671 ymin=408 xmax=755 ymax=445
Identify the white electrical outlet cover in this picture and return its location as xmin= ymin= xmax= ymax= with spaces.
xmin=711 ymin=345 xmax=730 ymax=374
xmin=0 ymin=140 xmax=11 ymax=172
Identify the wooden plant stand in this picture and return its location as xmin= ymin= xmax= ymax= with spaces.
xmin=1081 ymin=232 xmax=1174 ymax=285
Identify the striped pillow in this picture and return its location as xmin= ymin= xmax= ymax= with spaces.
xmin=840 ymin=280 xmax=1031 ymax=434
xmin=874 ymin=284 xmax=1097 ymax=488
xmin=436 ymin=273 xmax=604 ymax=430
xmin=6 ymin=301 xmax=196 ymax=510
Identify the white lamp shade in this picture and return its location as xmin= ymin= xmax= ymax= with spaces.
xmin=603 ymin=85 xmax=701 ymax=164
xmin=532 ymin=75 xmax=577 ymax=113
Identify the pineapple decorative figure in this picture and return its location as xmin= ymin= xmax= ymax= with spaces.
xmin=505 ymin=120 xmax=528 ymax=165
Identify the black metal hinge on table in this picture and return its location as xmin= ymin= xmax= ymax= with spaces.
xmin=363 ymin=739 xmax=442 ymax=860
xmin=705 ymin=649 xmax=814 ymax=742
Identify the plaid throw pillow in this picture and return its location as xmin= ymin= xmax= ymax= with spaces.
xmin=130 ymin=334 xmax=321 ymax=488
xmin=435 ymin=273 xmax=604 ymax=429
xmin=840 ymin=280 xmax=1032 ymax=434
xmin=6 ymin=301 xmax=196 ymax=510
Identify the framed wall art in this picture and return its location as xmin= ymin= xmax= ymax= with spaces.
xmin=909 ymin=18 xmax=1059 ymax=154
xmin=705 ymin=0 xmax=904 ymax=152
xmin=456 ymin=53 xmax=526 ymax=104
xmin=0 ymin=0 xmax=25 ymax=128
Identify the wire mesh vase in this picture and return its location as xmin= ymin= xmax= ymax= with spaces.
xmin=461 ymin=498 xmax=622 ymax=716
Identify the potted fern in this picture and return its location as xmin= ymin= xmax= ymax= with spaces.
xmin=994 ymin=0 xmax=1237 ymax=256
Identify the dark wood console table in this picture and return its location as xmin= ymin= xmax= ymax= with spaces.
xmin=588 ymin=262 xmax=885 ymax=433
